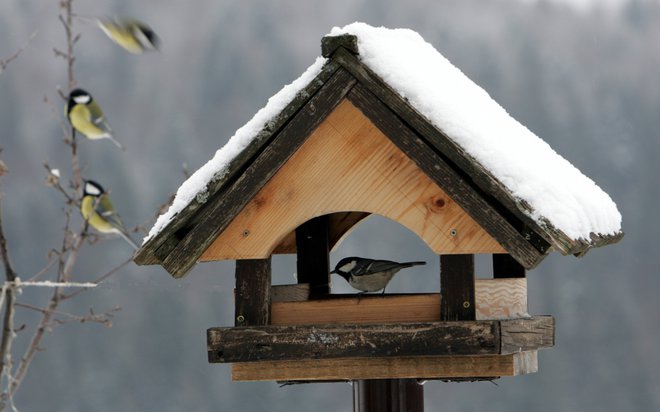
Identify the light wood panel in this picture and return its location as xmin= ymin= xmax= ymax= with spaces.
xmin=201 ymin=99 xmax=504 ymax=261
xmin=269 ymin=278 xmax=527 ymax=324
xmin=231 ymin=351 xmax=538 ymax=381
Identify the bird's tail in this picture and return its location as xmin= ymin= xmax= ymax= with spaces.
xmin=108 ymin=136 xmax=125 ymax=151
xmin=118 ymin=231 xmax=138 ymax=250
xmin=400 ymin=261 xmax=426 ymax=268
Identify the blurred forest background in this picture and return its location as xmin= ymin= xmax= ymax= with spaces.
xmin=0 ymin=0 xmax=658 ymax=411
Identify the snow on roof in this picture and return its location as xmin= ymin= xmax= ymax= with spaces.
xmin=330 ymin=22 xmax=621 ymax=241
xmin=145 ymin=22 xmax=621 ymax=245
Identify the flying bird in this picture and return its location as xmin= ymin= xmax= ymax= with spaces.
xmin=80 ymin=180 xmax=137 ymax=249
xmin=66 ymin=88 xmax=124 ymax=150
xmin=330 ymin=257 xmax=426 ymax=294
xmin=98 ymin=17 xmax=160 ymax=54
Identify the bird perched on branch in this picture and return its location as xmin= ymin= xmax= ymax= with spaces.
xmin=80 ymin=180 xmax=137 ymax=249
xmin=98 ymin=17 xmax=160 ymax=54
xmin=66 ymin=88 xmax=124 ymax=150
xmin=330 ymin=257 xmax=426 ymax=294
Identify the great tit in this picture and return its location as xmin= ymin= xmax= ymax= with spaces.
xmin=66 ymin=89 xmax=124 ymax=150
xmin=98 ymin=17 xmax=160 ymax=54
xmin=330 ymin=257 xmax=426 ymax=294
xmin=81 ymin=180 xmax=137 ymax=249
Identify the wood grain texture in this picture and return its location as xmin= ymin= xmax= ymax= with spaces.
xmin=201 ymin=99 xmax=505 ymax=261
xmin=271 ymin=294 xmax=442 ymax=325
xmin=269 ymin=278 xmax=528 ymax=324
xmin=474 ymin=278 xmax=528 ymax=320
xmin=230 ymin=352 xmax=538 ymax=381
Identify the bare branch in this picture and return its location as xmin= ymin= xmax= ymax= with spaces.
xmin=0 ymin=31 xmax=37 ymax=75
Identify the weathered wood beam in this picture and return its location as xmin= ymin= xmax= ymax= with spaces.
xmin=231 ymin=351 xmax=539 ymax=381
xmin=500 ymin=317 xmax=554 ymax=353
xmin=321 ymin=34 xmax=359 ymax=57
xmin=345 ymin=81 xmax=546 ymax=269
xmin=441 ymin=254 xmax=476 ymax=321
xmin=296 ymin=215 xmax=331 ymax=296
xmin=159 ymin=69 xmax=357 ymax=278
xmin=207 ymin=316 xmax=554 ymax=363
xmin=234 ymin=259 xmax=271 ymax=326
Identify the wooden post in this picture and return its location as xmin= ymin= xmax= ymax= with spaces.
xmin=440 ymin=254 xmax=476 ymax=321
xmin=493 ymin=253 xmax=525 ymax=278
xmin=354 ymin=379 xmax=424 ymax=412
xmin=235 ymin=258 xmax=272 ymax=326
xmin=296 ymin=215 xmax=331 ymax=296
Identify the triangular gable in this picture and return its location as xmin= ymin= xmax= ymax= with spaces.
xmin=200 ymin=99 xmax=505 ymax=261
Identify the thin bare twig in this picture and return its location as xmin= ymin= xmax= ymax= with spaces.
xmin=15 ymin=302 xmax=117 ymax=327
xmin=0 ymin=31 xmax=37 ymax=75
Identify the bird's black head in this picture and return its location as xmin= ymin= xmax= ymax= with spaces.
xmin=330 ymin=257 xmax=359 ymax=280
xmin=83 ymin=180 xmax=105 ymax=197
xmin=68 ymin=88 xmax=93 ymax=112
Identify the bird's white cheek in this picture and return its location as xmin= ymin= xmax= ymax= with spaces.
xmin=338 ymin=261 xmax=357 ymax=273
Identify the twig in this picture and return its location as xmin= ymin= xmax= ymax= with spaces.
xmin=0 ymin=31 xmax=37 ymax=75
xmin=62 ymin=257 xmax=131 ymax=300
xmin=14 ymin=303 xmax=117 ymax=327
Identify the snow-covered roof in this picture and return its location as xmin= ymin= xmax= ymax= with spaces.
xmin=136 ymin=23 xmax=622 ymax=277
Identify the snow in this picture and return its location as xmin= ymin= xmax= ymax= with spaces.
xmin=144 ymin=57 xmax=327 ymax=243
xmin=145 ymin=23 xmax=621 ymax=245
xmin=329 ymin=23 xmax=621 ymax=240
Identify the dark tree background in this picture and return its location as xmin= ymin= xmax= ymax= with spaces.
xmin=0 ymin=1 xmax=658 ymax=411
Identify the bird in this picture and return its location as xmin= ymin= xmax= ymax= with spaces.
xmin=66 ymin=88 xmax=124 ymax=150
xmin=330 ymin=257 xmax=426 ymax=294
xmin=80 ymin=180 xmax=137 ymax=249
xmin=97 ymin=17 xmax=160 ymax=54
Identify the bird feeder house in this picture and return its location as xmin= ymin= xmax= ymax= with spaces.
xmin=134 ymin=24 xmax=623 ymax=385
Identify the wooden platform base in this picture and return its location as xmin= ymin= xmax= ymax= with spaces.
xmin=232 ymin=351 xmax=538 ymax=381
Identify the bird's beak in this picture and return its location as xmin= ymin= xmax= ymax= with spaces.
xmin=329 ymin=270 xmax=337 ymax=275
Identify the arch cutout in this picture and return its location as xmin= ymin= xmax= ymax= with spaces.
xmin=199 ymin=99 xmax=505 ymax=262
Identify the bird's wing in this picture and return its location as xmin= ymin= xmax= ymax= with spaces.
xmin=95 ymin=195 xmax=126 ymax=231
xmin=98 ymin=19 xmax=143 ymax=54
xmin=88 ymin=101 xmax=112 ymax=133
xmin=364 ymin=260 xmax=410 ymax=274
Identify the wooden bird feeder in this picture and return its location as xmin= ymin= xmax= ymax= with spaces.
xmin=135 ymin=26 xmax=622 ymax=410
